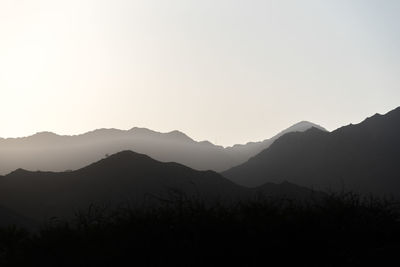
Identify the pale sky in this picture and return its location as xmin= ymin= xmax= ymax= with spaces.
xmin=0 ymin=0 xmax=399 ymax=146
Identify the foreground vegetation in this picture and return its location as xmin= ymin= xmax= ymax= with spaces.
xmin=1 ymin=192 xmax=400 ymax=266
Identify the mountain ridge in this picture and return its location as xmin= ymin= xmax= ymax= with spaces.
xmin=223 ymin=106 xmax=400 ymax=196
xmin=0 ymin=121 xmax=325 ymax=148
xmin=0 ymin=121 xmax=324 ymax=175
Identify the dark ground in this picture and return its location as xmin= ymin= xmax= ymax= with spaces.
xmin=1 ymin=192 xmax=400 ymax=267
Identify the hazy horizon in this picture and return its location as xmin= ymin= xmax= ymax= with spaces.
xmin=1 ymin=0 xmax=399 ymax=146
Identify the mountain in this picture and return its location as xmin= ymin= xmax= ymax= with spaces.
xmin=225 ymin=121 xmax=326 ymax=163
xmin=0 ymin=151 xmax=318 ymax=221
xmin=0 ymin=151 xmax=235 ymax=221
xmin=223 ymin=107 xmax=400 ymax=196
xmin=0 ymin=122 xmax=325 ymax=175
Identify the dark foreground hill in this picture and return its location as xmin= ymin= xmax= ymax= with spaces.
xmin=0 ymin=151 xmax=316 ymax=222
xmin=0 ymin=121 xmax=325 ymax=175
xmin=223 ymin=107 xmax=400 ymax=196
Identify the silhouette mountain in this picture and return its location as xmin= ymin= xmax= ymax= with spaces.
xmin=223 ymin=107 xmax=400 ymax=196
xmin=0 ymin=151 xmax=317 ymax=221
xmin=0 ymin=122 xmax=325 ymax=175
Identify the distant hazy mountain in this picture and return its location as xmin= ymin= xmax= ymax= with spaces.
xmin=223 ymin=107 xmax=400 ymax=196
xmin=0 ymin=122 xmax=325 ymax=175
xmin=0 ymin=151 xmax=317 ymax=221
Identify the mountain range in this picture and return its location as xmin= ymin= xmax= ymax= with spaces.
xmin=0 ymin=151 xmax=316 ymax=221
xmin=0 ymin=121 xmax=325 ymax=175
xmin=223 ymin=107 xmax=400 ymax=196
xmin=1 ymin=106 xmax=400 ymax=224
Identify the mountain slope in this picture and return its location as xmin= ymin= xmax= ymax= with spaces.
xmin=223 ymin=107 xmax=400 ymax=196
xmin=0 ymin=122 xmax=325 ymax=174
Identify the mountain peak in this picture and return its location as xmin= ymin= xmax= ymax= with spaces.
xmin=285 ymin=121 xmax=327 ymax=133
xmin=7 ymin=168 xmax=30 ymax=176
xmin=304 ymin=126 xmax=328 ymax=134
xmin=80 ymin=150 xmax=156 ymax=172
xmin=29 ymin=132 xmax=61 ymax=141
xmin=166 ymin=130 xmax=194 ymax=142
xmin=103 ymin=150 xmax=152 ymax=162
xmin=33 ymin=131 xmax=59 ymax=137
xmin=129 ymin=127 xmax=157 ymax=135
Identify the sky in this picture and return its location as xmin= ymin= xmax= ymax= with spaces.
xmin=0 ymin=0 xmax=399 ymax=146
